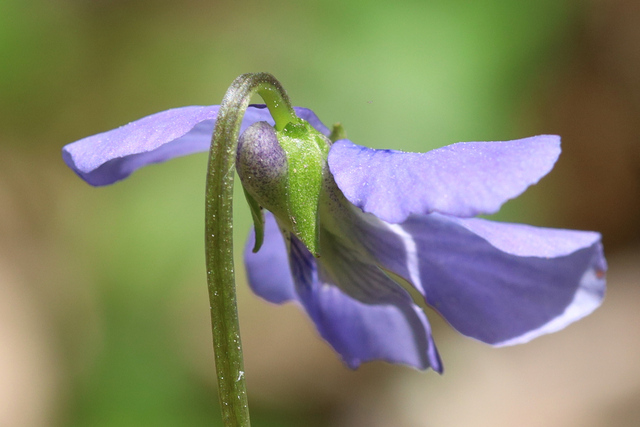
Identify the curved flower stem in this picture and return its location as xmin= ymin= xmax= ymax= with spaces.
xmin=205 ymin=73 xmax=297 ymax=427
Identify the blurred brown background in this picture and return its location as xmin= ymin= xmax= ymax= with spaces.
xmin=1 ymin=0 xmax=639 ymax=426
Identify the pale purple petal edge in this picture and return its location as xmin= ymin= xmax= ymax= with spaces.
xmin=395 ymin=214 xmax=606 ymax=345
xmin=62 ymin=105 xmax=329 ymax=186
xmin=328 ymin=135 xmax=561 ymax=223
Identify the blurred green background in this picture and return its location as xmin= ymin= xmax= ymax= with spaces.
xmin=1 ymin=0 xmax=639 ymax=426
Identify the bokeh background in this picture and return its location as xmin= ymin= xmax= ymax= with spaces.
xmin=1 ymin=0 xmax=639 ymax=426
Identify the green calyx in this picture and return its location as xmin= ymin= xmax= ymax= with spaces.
xmin=238 ymin=119 xmax=330 ymax=257
xmin=277 ymin=120 xmax=330 ymax=256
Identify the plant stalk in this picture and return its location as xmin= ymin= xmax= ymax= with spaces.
xmin=204 ymin=73 xmax=297 ymax=427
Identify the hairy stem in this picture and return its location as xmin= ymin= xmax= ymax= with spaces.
xmin=204 ymin=73 xmax=297 ymax=427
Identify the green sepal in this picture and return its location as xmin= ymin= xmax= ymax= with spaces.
xmin=329 ymin=122 xmax=347 ymax=142
xmin=242 ymin=186 xmax=265 ymax=253
xmin=277 ymin=120 xmax=330 ymax=256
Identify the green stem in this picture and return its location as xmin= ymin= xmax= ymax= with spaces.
xmin=204 ymin=73 xmax=297 ymax=427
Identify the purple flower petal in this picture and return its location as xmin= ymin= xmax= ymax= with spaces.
xmin=291 ymin=106 xmax=331 ymax=137
xmin=391 ymin=214 xmax=605 ymax=345
xmin=63 ymin=106 xmax=219 ymax=186
xmin=317 ymin=213 xmax=413 ymax=305
xmin=289 ymin=235 xmax=442 ymax=371
xmin=244 ymin=212 xmax=297 ymax=304
xmin=328 ymin=136 xmax=561 ymax=223
xmin=62 ymin=105 xmax=328 ymax=186
xmin=244 ymin=211 xmax=442 ymax=371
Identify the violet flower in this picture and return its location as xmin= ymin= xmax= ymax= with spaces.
xmin=62 ymin=104 xmax=606 ymax=372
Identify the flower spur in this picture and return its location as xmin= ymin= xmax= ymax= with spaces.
xmin=62 ymin=101 xmax=606 ymax=373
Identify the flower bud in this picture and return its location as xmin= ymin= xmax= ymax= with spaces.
xmin=237 ymin=121 xmax=290 ymax=222
xmin=237 ymin=119 xmax=330 ymax=256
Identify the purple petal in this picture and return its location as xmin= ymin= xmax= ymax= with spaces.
xmin=293 ymin=106 xmax=332 ymax=137
xmin=392 ymin=214 xmax=605 ymax=345
xmin=244 ymin=211 xmax=442 ymax=371
xmin=316 ymin=213 xmax=414 ymax=305
xmin=63 ymin=106 xmax=219 ymax=186
xmin=328 ymin=136 xmax=561 ymax=223
xmin=244 ymin=212 xmax=297 ymax=304
xmin=299 ymin=277 xmax=443 ymax=371
xmin=289 ymin=235 xmax=442 ymax=371
xmin=62 ymin=105 xmax=328 ymax=186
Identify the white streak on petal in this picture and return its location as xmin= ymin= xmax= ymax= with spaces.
xmin=385 ymin=223 xmax=424 ymax=295
xmin=493 ymin=266 xmax=605 ymax=347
